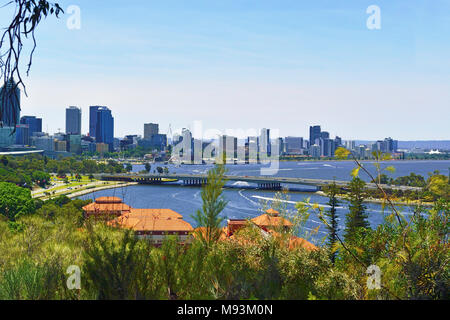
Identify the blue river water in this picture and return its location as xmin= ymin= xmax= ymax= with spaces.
xmin=78 ymin=160 xmax=450 ymax=245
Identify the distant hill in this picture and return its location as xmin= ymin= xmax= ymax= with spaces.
xmin=355 ymin=141 xmax=450 ymax=151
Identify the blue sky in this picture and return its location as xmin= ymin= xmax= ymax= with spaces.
xmin=1 ymin=0 xmax=449 ymax=139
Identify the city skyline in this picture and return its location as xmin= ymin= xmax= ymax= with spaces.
xmin=0 ymin=0 xmax=448 ymax=140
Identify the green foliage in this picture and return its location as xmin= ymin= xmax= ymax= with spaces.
xmin=0 ymin=155 xmax=126 ymax=189
xmin=192 ymin=164 xmax=228 ymax=247
xmin=344 ymin=178 xmax=369 ymax=245
xmin=0 ymin=182 xmax=35 ymax=221
xmin=323 ymin=182 xmax=340 ymax=264
xmin=335 ymin=147 xmax=350 ymax=160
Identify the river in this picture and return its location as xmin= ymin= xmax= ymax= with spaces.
xmin=77 ymin=160 xmax=450 ymax=245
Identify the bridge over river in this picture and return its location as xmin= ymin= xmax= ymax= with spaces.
xmin=97 ymin=173 xmax=422 ymax=192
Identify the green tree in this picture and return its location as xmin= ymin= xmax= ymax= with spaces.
xmin=144 ymin=162 xmax=151 ymax=173
xmin=324 ymin=181 xmax=340 ymax=264
xmin=344 ymin=177 xmax=369 ymax=244
xmin=0 ymin=182 xmax=35 ymax=221
xmin=192 ymin=165 xmax=228 ymax=247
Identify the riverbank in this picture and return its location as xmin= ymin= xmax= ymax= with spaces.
xmin=33 ymin=181 xmax=138 ymax=200
xmin=315 ymin=190 xmax=434 ymax=207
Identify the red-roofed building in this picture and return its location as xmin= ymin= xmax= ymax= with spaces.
xmin=83 ymin=197 xmax=194 ymax=245
xmin=82 ymin=197 xmax=132 ymax=219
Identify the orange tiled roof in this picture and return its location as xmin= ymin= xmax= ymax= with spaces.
xmin=268 ymin=230 xmax=318 ymax=251
xmin=128 ymin=208 xmax=183 ymax=219
xmin=82 ymin=197 xmax=132 ymax=213
xmin=265 ymin=208 xmax=280 ymax=216
xmin=95 ymin=197 xmax=123 ymax=203
xmin=193 ymin=227 xmax=228 ymax=241
xmin=251 ymin=214 xmax=293 ymax=228
xmin=82 ymin=202 xmax=132 ymax=213
xmin=110 ymin=214 xmax=193 ymax=232
xmin=288 ymin=236 xmax=318 ymax=251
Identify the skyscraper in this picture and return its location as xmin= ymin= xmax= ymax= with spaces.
xmin=309 ymin=125 xmax=321 ymax=145
xmin=95 ymin=107 xmax=114 ymax=151
xmin=260 ymin=128 xmax=271 ymax=156
xmin=89 ymin=106 xmax=101 ymax=138
xmin=0 ymin=78 xmax=20 ymax=127
xmin=66 ymin=106 xmax=82 ymax=135
xmin=144 ymin=123 xmax=159 ymax=140
xmin=16 ymin=116 xmax=42 ymax=145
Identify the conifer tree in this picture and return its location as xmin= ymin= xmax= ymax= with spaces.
xmin=344 ymin=177 xmax=369 ymax=244
xmin=324 ymin=181 xmax=340 ymax=264
xmin=192 ymin=164 xmax=228 ymax=247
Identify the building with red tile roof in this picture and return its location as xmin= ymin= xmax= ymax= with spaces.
xmin=82 ymin=197 xmax=132 ymax=219
xmin=250 ymin=209 xmax=294 ymax=231
xmin=83 ymin=197 xmax=194 ymax=245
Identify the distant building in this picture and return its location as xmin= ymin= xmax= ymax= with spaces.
xmin=15 ymin=124 xmax=30 ymax=146
xmin=140 ymin=123 xmax=167 ymax=151
xmin=320 ymin=131 xmax=330 ymax=139
xmin=144 ymin=123 xmax=159 ymax=140
xmin=260 ymin=128 xmax=271 ymax=157
xmin=66 ymin=106 xmax=82 ymax=135
xmin=344 ymin=140 xmax=356 ymax=151
xmin=0 ymin=79 xmax=20 ymax=127
xmin=284 ymin=137 xmax=303 ymax=154
xmin=219 ymin=135 xmax=238 ymax=162
xmin=138 ymin=134 xmax=167 ymax=151
xmin=0 ymin=127 xmax=16 ymax=149
xmin=384 ymin=137 xmax=398 ymax=153
xmin=95 ymin=107 xmax=114 ymax=151
xmin=310 ymin=144 xmax=321 ymax=158
xmin=120 ymin=135 xmax=139 ymax=151
xmin=96 ymin=142 xmax=109 ymax=155
xmin=245 ymin=136 xmax=259 ymax=164
xmin=16 ymin=116 xmax=42 ymax=145
xmin=89 ymin=106 xmax=101 ymax=138
xmin=66 ymin=134 xmax=82 ymax=154
xmin=54 ymin=140 xmax=67 ymax=152
xmin=309 ymin=125 xmax=321 ymax=146
xmin=31 ymin=134 xmax=54 ymax=152
xmin=322 ymin=138 xmax=335 ymax=157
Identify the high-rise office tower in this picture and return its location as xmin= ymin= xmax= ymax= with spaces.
xmin=95 ymin=107 xmax=114 ymax=151
xmin=89 ymin=106 xmax=102 ymax=138
xmin=309 ymin=125 xmax=321 ymax=146
xmin=260 ymin=128 xmax=271 ymax=156
xmin=320 ymin=131 xmax=330 ymax=139
xmin=16 ymin=116 xmax=42 ymax=145
xmin=0 ymin=78 xmax=20 ymax=127
xmin=219 ymin=135 xmax=238 ymax=161
xmin=144 ymin=123 xmax=159 ymax=140
xmin=66 ymin=106 xmax=82 ymax=135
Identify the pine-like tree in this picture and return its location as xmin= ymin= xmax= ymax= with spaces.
xmin=191 ymin=164 xmax=228 ymax=247
xmin=324 ymin=181 xmax=340 ymax=264
xmin=344 ymin=177 xmax=369 ymax=244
